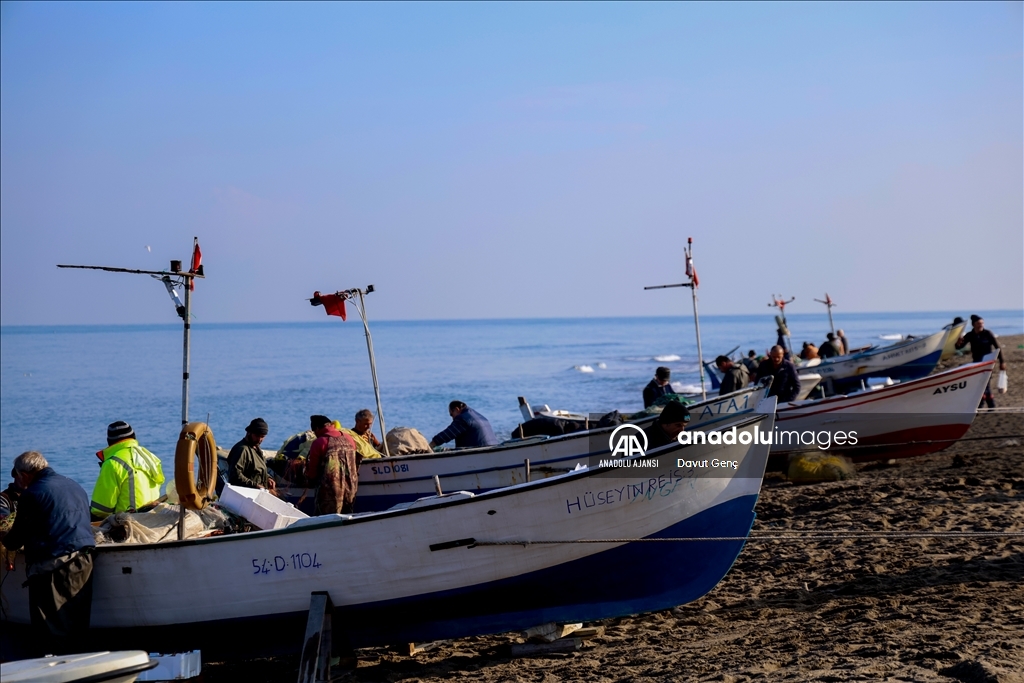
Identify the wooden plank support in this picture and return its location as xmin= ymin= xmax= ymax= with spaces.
xmin=406 ymin=640 xmax=448 ymax=656
xmin=510 ymin=637 xmax=583 ymax=657
xmin=297 ymin=591 xmax=333 ymax=683
xmin=522 ymin=622 xmax=583 ymax=643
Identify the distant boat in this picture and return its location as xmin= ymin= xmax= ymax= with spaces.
xmin=703 ymin=361 xmax=822 ymax=401
xmin=1 ymin=404 xmax=777 ymax=656
xmin=940 ymin=320 xmax=967 ymax=362
xmin=795 ymin=328 xmax=947 ymax=392
xmin=769 ymin=353 xmax=998 ymax=466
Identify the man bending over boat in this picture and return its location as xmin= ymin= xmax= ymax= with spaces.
xmin=644 ymin=400 xmax=691 ymax=450
xmin=304 ymin=415 xmax=361 ymax=514
xmin=715 ymin=356 xmax=750 ymax=395
xmin=643 ymin=366 xmax=676 ymax=408
xmin=956 ymin=315 xmax=1007 ymax=409
xmin=756 ymin=346 xmax=802 ymax=403
xmin=429 ymin=401 xmax=499 ymax=449
xmin=1 ymin=451 xmax=95 ymax=654
xmin=90 ymin=421 xmax=165 ymax=520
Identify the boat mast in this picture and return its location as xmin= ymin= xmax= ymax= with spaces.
xmin=768 ymin=294 xmax=795 ymax=354
xmin=644 ymin=237 xmax=706 ymax=401
xmin=813 ymin=293 xmax=836 ymax=335
xmin=58 ymin=238 xmax=205 ymax=426
xmin=310 ymin=285 xmax=390 ymax=457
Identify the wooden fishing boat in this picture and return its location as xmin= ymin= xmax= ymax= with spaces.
xmin=796 ymin=328 xmax=947 ymax=392
xmin=2 ymin=403 xmax=777 ymax=657
xmin=277 ymin=382 xmax=770 ymax=512
xmin=768 ymin=353 xmax=998 ymax=466
xmin=940 ymin=320 xmax=967 ymax=362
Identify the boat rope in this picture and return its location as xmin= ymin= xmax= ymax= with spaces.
xmin=452 ymin=531 xmax=1024 ymax=549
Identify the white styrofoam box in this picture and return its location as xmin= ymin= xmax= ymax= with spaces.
xmin=218 ymin=484 xmax=308 ymax=530
xmin=137 ymin=650 xmax=201 ymax=681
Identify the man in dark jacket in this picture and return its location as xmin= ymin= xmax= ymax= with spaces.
xmin=756 ymin=345 xmax=802 ymax=402
xmin=643 ymin=366 xmax=676 ymax=408
xmin=715 ymin=355 xmax=750 ymax=395
xmin=226 ymin=418 xmax=275 ymax=491
xmin=1 ymin=451 xmax=95 ymax=652
xmin=818 ymin=332 xmax=843 ymax=359
xmin=956 ymin=315 xmax=1007 ymax=408
xmin=429 ymin=401 xmax=499 ymax=449
xmin=644 ymin=400 xmax=691 ymax=450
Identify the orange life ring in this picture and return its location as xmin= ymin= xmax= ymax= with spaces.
xmin=175 ymin=422 xmax=218 ymax=510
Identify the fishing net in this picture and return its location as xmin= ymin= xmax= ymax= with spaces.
xmin=94 ymin=503 xmax=237 ymax=545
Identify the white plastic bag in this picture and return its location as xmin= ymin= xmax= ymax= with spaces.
xmin=996 ymin=370 xmax=1008 ymax=394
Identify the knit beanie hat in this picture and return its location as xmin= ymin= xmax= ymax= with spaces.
xmin=310 ymin=415 xmax=331 ymax=431
xmin=246 ymin=418 xmax=269 ymax=436
xmin=659 ymin=400 xmax=691 ymax=425
xmin=107 ymin=421 xmax=136 ymax=445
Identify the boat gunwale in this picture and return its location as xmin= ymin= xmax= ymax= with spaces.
xmin=90 ymin=412 xmax=772 ymax=554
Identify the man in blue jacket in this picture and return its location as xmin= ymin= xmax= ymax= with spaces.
xmin=1 ymin=451 xmax=95 ymax=652
xmin=429 ymin=401 xmax=499 ymax=449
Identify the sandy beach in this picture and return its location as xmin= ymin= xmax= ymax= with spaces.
xmin=206 ymin=335 xmax=1024 ymax=683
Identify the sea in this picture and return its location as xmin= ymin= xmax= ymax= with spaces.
xmin=2 ymin=310 xmax=1021 ymax=492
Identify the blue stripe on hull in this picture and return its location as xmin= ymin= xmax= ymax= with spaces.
xmin=1 ymin=494 xmax=758 ymax=660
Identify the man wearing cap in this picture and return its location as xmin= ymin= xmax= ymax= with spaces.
xmin=643 ymin=366 xmax=676 ymax=408
xmin=226 ymin=418 xmax=276 ymax=491
xmin=1 ymin=451 xmax=95 ymax=652
xmin=715 ymin=356 xmax=750 ymax=395
xmin=91 ymin=421 xmax=165 ymax=520
xmin=645 ymin=400 xmax=691 ymax=450
xmin=304 ymin=415 xmax=361 ymax=515
xmin=956 ymin=315 xmax=1007 ymax=409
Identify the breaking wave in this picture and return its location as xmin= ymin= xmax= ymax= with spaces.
xmin=879 ymin=334 xmax=903 ymax=341
xmin=573 ymin=365 xmax=595 ymax=373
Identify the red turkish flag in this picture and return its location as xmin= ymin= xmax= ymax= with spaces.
xmin=189 ymin=242 xmax=202 ymax=291
xmin=313 ymin=291 xmax=347 ymax=320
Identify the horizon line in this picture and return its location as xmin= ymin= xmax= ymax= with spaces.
xmin=2 ymin=308 xmax=1022 ymax=331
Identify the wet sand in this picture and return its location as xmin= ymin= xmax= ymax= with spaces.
xmin=208 ymin=335 xmax=1024 ymax=683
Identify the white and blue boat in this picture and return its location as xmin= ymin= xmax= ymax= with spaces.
xmin=1 ymin=401 xmax=776 ymax=656
xmin=282 ymin=382 xmax=770 ymax=512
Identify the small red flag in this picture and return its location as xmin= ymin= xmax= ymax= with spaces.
xmin=312 ymin=291 xmax=347 ymax=320
xmin=686 ymin=256 xmax=699 ymax=288
xmin=189 ymin=241 xmax=202 ymax=291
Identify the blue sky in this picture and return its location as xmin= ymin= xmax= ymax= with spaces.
xmin=2 ymin=2 xmax=1021 ymax=325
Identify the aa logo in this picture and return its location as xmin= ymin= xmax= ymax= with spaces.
xmin=608 ymin=424 xmax=648 ymax=458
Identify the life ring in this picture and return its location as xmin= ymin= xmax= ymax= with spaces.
xmin=175 ymin=422 xmax=218 ymax=510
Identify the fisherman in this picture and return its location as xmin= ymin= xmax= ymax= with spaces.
xmin=226 ymin=418 xmax=276 ymax=491
xmin=799 ymin=342 xmax=819 ymax=360
xmin=740 ymin=350 xmax=760 ymax=376
xmin=0 ymin=473 xmax=22 ymax=520
xmin=303 ymin=415 xmax=361 ymax=514
xmin=715 ymin=355 xmax=749 ymax=396
xmin=836 ymin=329 xmax=850 ymax=355
xmin=644 ymin=400 xmax=691 ymax=450
xmin=429 ymin=401 xmax=499 ymax=449
xmin=756 ymin=345 xmax=802 ymax=403
xmin=955 ymin=315 xmax=1007 ymax=409
xmin=0 ymin=452 xmax=95 ymax=653
xmin=91 ymin=421 xmax=165 ymax=520
xmin=818 ymin=332 xmax=843 ymax=359
xmin=643 ymin=366 xmax=677 ymax=408
xmin=351 ymin=409 xmax=384 ymax=452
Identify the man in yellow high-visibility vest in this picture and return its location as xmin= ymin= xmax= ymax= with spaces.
xmin=90 ymin=421 xmax=165 ymax=520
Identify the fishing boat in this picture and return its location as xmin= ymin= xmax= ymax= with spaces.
xmin=703 ymin=362 xmax=823 ymax=401
xmin=768 ymin=353 xmax=998 ymax=466
xmin=940 ymin=319 xmax=967 ymax=362
xmin=279 ymin=382 xmax=770 ymax=512
xmin=795 ymin=328 xmax=947 ymax=392
xmin=2 ymin=402 xmax=777 ymax=656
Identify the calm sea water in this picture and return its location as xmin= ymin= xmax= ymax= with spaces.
xmin=2 ymin=310 xmax=1021 ymax=491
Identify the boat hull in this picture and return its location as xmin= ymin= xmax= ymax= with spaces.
xmin=2 ymin=410 xmax=775 ymax=655
xmin=769 ymin=356 xmax=996 ymax=466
